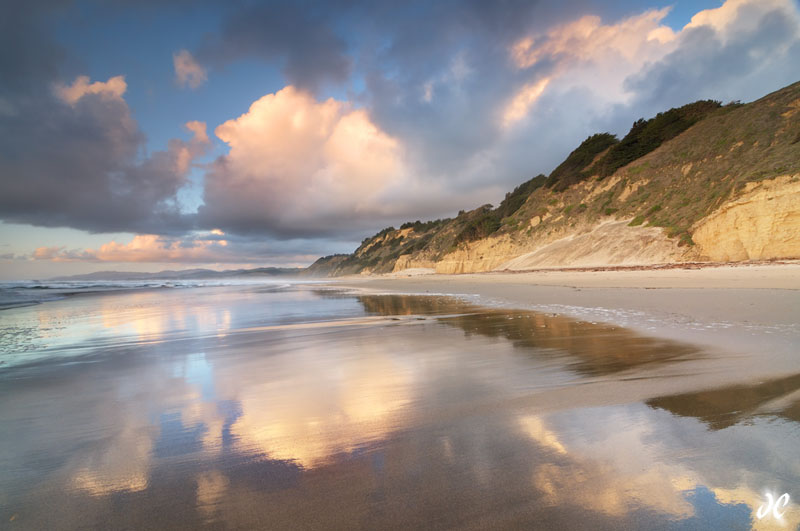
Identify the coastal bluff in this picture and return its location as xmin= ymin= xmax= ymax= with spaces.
xmin=310 ymin=81 xmax=800 ymax=277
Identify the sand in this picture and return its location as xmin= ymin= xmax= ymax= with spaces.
xmin=328 ymin=262 xmax=800 ymax=384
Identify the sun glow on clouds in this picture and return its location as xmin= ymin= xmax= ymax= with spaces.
xmin=502 ymin=8 xmax=677 ymax=127
xmin=33 ymin=232 xmax=230 ymax=263
xmin=685 ymin=0 xmax=793 ymax=38
xmin=55 ymin=75 xmax=128 ymax=104
xmin=502 ymin=0 xmax=800 ymax=127
xmin=510 ymin=8 xmax=676 ymax=70
xmin=502 ymin=77 xmax=551 ymax=128
xmin=201 ymin=85 xmax=409 ymax=235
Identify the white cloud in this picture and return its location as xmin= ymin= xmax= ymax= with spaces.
xmin=173 ymin=49 xmax=208 ymax=89
xmin=503 ymin=8 xmax=678 ymax=128
xmin=684 ymin=0 xmax=792 ymax=38
xmin=501 ymin=0 xmax=800 ymax=128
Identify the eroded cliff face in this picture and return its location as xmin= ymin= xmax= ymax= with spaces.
xmin=692 ymin=175 xmax=800 ymax=261
xmin=433 ymin=235 xmax=520 ymax=274
xmin=498 ymin=221 xmax=694 ymax=270
xmin=392 ymin=255 xmax=437 ymax=272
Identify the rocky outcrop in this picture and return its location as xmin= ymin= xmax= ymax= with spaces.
xmin=692 ymin=175 xmax=800 ymax=261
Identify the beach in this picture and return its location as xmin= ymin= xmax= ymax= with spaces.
xmin=334 ymin=262 xmax=800 ymax=384
xmin=1 ymin=273 xmax=799 ymax=529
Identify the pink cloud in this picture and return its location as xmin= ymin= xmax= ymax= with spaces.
xmin=32 ymin=234 xmax=229 ymax=263
xmin=201 ymin=85 xmax=413 ymax=234
xmin=55 ymin=75 xmax=127 ymax=105
xmin=173 ymin=50 xmax=208 ymax=89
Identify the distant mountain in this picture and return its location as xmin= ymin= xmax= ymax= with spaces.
xmin=52 ymin=267 xmax=305 ymax=281
xmin=311 ymin=80 xmax=800 ymax=276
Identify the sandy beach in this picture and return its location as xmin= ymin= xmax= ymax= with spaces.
xmin=330 ymin=262 xmax=800 ymax=386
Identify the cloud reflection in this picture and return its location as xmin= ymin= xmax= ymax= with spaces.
xmin=1 ymin=288 xmax=799 ymax=529
xmin=225 ymin=344 xmax=413 ymax=469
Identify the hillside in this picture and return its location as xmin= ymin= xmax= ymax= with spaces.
xmin=310 ymin=81 xmax=800 ymax=276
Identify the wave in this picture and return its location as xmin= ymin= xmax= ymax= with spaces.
xmin=0 ymin=278 xmax=315 ymax=310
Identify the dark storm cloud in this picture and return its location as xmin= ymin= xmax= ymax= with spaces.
xmin=0 ymin=1 xmax=68 ymax=98
xmin=0 ymin=1 xmax=205 ymax=235
xmin=196 ymin=1 xmax=352 ymax=93
xmin=0 ymin=87 xmax=200 ymax=234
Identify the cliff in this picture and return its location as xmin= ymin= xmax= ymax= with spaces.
xmin=310 ymin=81 xmax=800 ymax=276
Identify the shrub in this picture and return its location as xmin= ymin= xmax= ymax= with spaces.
xmin=628 ymin=216 xmax=645 ymax=226
xmin=594 ymin=100 xmax=722 ymax=179
xmin=453 ymin=175 xmax=547 ymax=245
xmin=546 ymin=133 xmax=618 ymax=191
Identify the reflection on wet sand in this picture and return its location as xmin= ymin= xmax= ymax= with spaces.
xmin=355 ymin=294 xmax=702 ymax=376
xmin=648 ymin=372 xmax=800 ymax=429
xmin=227 ymin=345 xmax=413 ymax=468
xmin=0 ymin=287 xmax=797 ymax=529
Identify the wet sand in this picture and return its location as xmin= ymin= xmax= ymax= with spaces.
xmin=1 ymin=284 xmax=798 ymax=529
xmin=331 ymin=263 xmax=800 ymax=385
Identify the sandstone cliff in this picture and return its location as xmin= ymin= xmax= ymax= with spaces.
xmin=692 ymin=175 xmax=800 ymax=261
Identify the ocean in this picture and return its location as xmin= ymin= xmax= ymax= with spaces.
xmin=0 ymin=281 xmax=797 ymax=529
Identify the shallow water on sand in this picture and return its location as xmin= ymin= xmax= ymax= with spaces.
xmin=0 ymin=284 xmax=798 ymax=529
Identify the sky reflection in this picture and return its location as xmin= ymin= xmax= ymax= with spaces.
xmin=0 ymin=286 xmax=797 ymax=529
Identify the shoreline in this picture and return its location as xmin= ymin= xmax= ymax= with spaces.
xmin=324 ymin=262 xmax=800 ymax=388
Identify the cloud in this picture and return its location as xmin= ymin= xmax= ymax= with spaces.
xmin=502 ymin=77 xmax=551 ymax=128
xmin=195 ymin=3 xmax=351 ymax=93
xmin=55 ymin=75 xmax=128 ymax=104
xmin=0 ymin=72 xmax=209 ymax=234
xmin=31 ymin=231 xmax=325 ymax=266
xmin=510 ymin=8 xmax=676 ymax=70
xmin=92 ymin=234 xmax=228 ymax=263
xmin=173 ymin=49 xmax=207 ymax=89
xmin=32 ymin=246 xmax=68 ymax=260
xmin=185 ymin=120 xmax=209 ymax=144
xmin=199 ymin=85 xmax=416 ymax=237
xmin=625 ymin=0 xmax=800 ymax=110
xmin=32 ymin=234 xmax=229 ymax=263
xmin=0 ymin=5 xmax=213 ymax=236
xmin=503 ymin=7 xmax=680 ymax=130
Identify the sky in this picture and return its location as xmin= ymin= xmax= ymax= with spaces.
xmin=1 ymin=0 xmax=799 ymax=279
